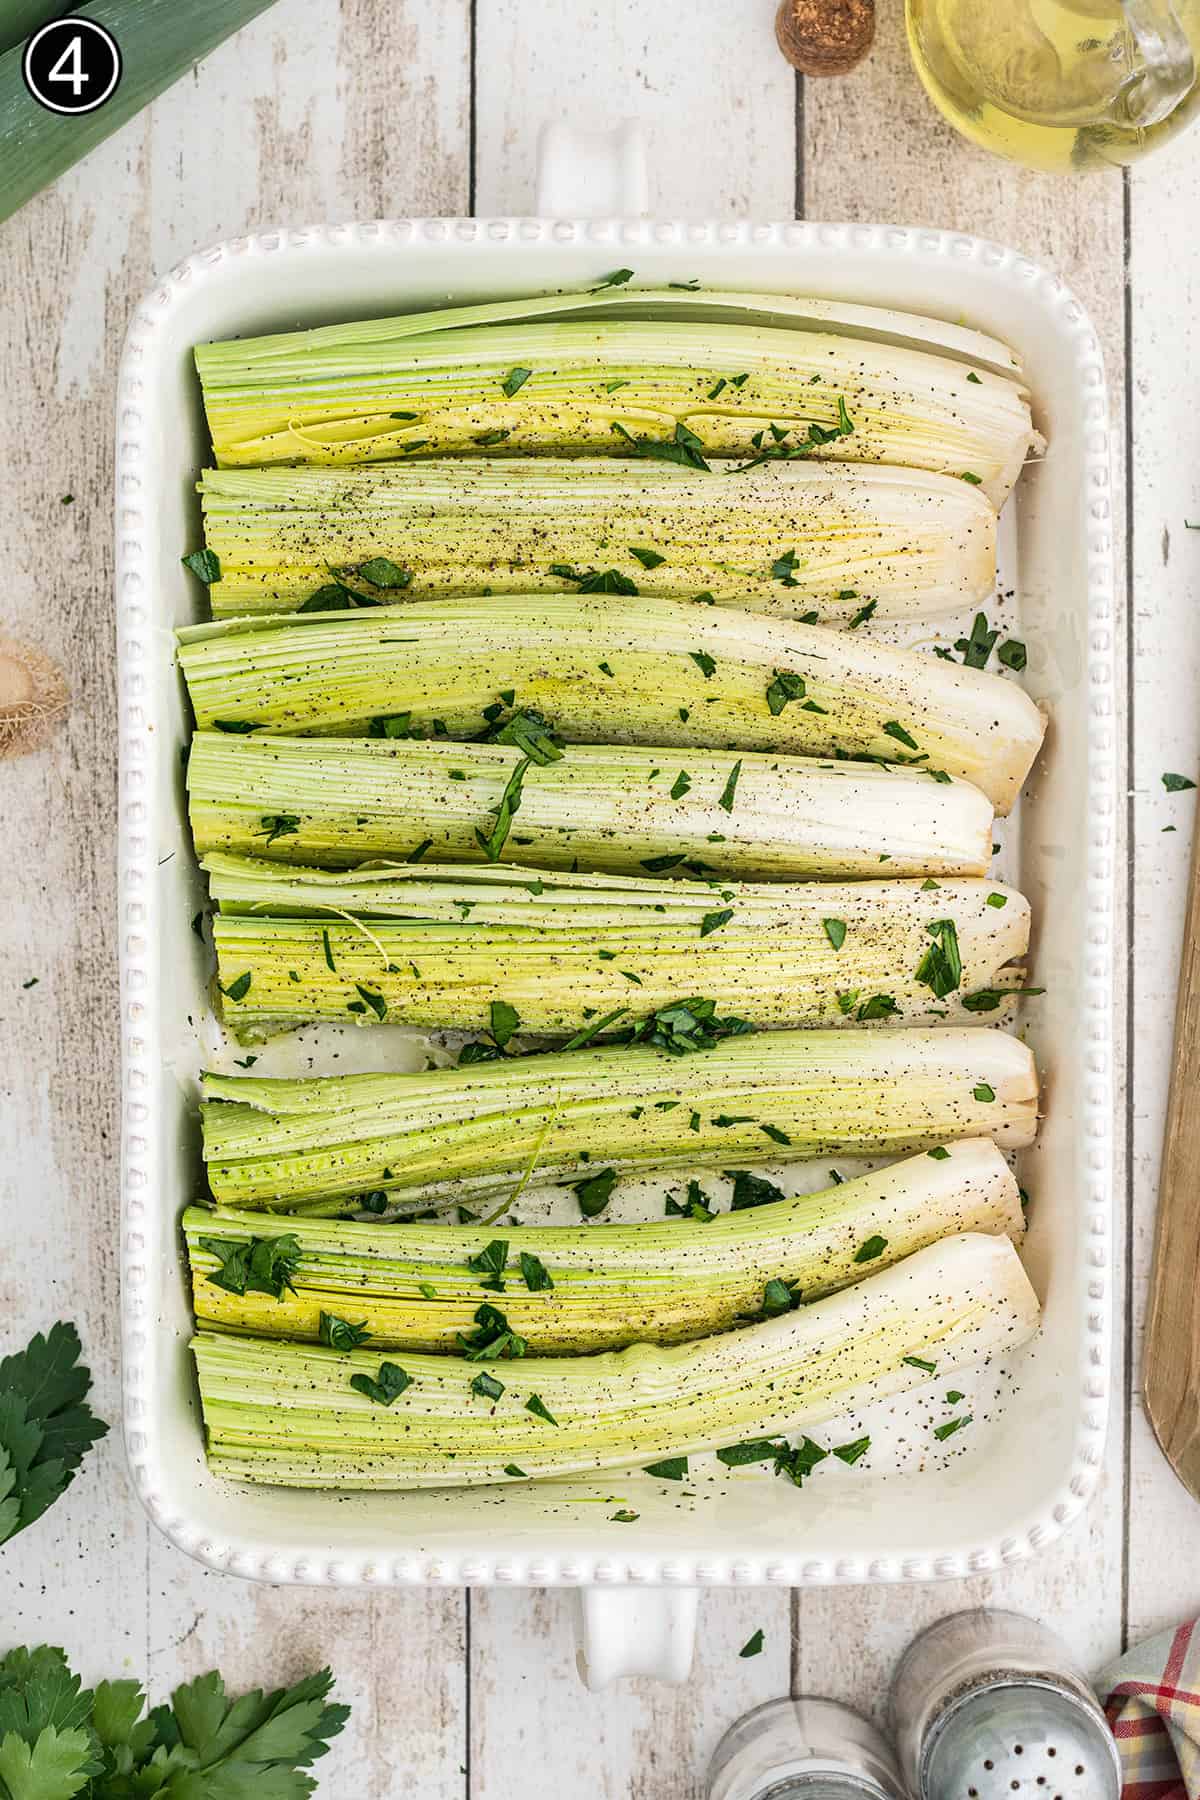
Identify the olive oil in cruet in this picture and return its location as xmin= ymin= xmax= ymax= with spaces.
xmin=906 ymin=0 xmax=1200 ymax=169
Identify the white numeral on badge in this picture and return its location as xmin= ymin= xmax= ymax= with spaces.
xmin=48 ymin=33 xmax=86 ymax=96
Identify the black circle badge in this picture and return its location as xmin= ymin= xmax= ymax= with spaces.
xmin=23 ymin=17 xmax=122 ymax=116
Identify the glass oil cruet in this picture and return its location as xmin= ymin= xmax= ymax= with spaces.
xmin=905 ymin=0 xmax=1200 ymax=170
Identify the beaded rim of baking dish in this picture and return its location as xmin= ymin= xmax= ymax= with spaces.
xmin=116 ymin=215 xmax=1115 ymax=1589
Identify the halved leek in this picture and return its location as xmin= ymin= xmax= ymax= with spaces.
xmin=191 ymin=1230 xmax=1040 ymax=1488
xmin=196 ymin=459 xmax=997 ymax=623
xmin=178 ymin=595 xmax=1043 ymax=811
xmin=203 ymin=855 xmax=1031 ymax=1040
xmin=199 ymin=1028 xmax=1039 ymax=1215
xmin=193 ymin=287 xmax=1038 ymax=506
xmin=185 ymin=1138 xmax=1024 ymax=1353
xmin=186 ymin=734 xmax=996 ymax=881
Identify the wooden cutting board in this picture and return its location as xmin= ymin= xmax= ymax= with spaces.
xmin=1145 ymin=813 xmax=1200 ymax=1497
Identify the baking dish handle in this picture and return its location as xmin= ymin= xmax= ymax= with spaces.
xmin=535 ymin=119 xmax=649 ymax=218
xmin=577 ymin=1587 xmax=699 ymax=1688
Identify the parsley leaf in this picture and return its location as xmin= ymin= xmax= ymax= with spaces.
xmin=501 ymin=366 xmax=532 ymax=397
xmin=572 ymin=1168 xmax=618 ymax=1218
xmin=765 ymin=669 xmax=807 ymax=715
xmin=199 ymin=1233 xmax=303 ymax=1300
xmin=182 ymin=548 xmax=221 ymax=584
xmin=739 ymin=1630 xmax=765 ymax=1658
xmin=349 ymin=1361 xmax=412 ymax=1405
xmin=475 ymin=755 xmax=532 ymax=861
xmin=318 ymin=1312 xmax=371 ymax=1351
xmin=1163 ymin=772 xmax=1197 ymax=792
xmin=0 ymin=1324 xmax=107 ymax=1546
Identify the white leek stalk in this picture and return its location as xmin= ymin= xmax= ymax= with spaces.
xmin=191 ymin=1231 xmax=1040 ymax=1488
xmin=199 ymin=1028 xmax=1039 ymax=1215
xmin=178 ymin=595 xmax=1043 ymax=812
xmin=193 ymin=288 xmax=1038 ymax=506
xmin=203 ymin=855 xmax=1031 ymax=1040
xmin=185 ymin=1138 xmax=1024 ymax=1353
xmin=196 ymin=460 xmax=997 ymax=623
xmin=186 ymin=734 xmax=996 ymax=881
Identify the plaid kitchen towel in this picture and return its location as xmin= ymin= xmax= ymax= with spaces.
xmin=1099 ymin=1620 xmax=1200 ymax=1798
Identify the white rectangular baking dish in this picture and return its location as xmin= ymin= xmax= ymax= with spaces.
xmin=117 ymin=129 xmax=1116 ymax=1683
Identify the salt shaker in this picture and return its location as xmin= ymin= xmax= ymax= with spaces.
xmin=888 ymin=1610 xmax=1121 ymax=1800
xmin=707 ymin=1696 xmax=906 ymax=1799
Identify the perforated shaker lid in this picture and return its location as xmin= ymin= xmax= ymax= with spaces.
xmin=921 ymin=1679 xmax=1121 ymax=1800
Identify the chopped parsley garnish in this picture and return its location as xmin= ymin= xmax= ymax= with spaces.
xmin=927 ymin=1146 xmax=951 ymax=1161
xmin=772 ymin=548 xmax=800 ymax=587
xmin=629 ymin=545 xmax=666 ymax=569
xmin=467 ymin=1239 xmax=510 ymax=1292
xmin=853 ymin=1234 xmax=888 ymax=1264
xmin=760 ymin=1123 xmax=791 ymax=1145
xmin=973 ymin=1082 xmax=996 ymax=1102
xmin=959 ymin=471 xmax=983 ymax=484
xmin=739 ymin=1630 xmax=765 ymax=1658
xmin=998 ymin=638 xmax=1027 ymax=672
xmin=474 ymin=428 xmax=511 ymax=446
xmin=641 ymin=852 xmax=686 ymax=873
xmin=627 ymin=996 xmax=754 ymax=1055
xmin=519 ymin=1251 xmax=553 ymax=1292
xmin=645 ymin=1456 xmax=688 ymax=1480
xmin=671 ymin=770 xmax=692 ymax=799
xmin=956 ymin=612 xmax=999 ymax=669
xmin=765 ymin=669 xmax=807 ymax=715
xmin=349 ymin=1362 xmax=412 ymax=1406
xmin=475 ymin=755 xmax=531 ymax=860
xmin=610 ymin=1509 xmax=639 ymax=1523
xmin=1163 ymin=772 xmax=1197 ymax=791
xmin=727 ymin=1169 xmax=785 ymax=1210
xmin=457 ymin=1303 xmax=527 ymax=1361
xmin=258 ymin=813 xmax=300 ymax=845
xmin=318 ymin=1311 xmax=372 ymax=1351
xmin=690 ymin=649 xmax=717 ymax=679
xmin=182 ymin=548 xmax=221 ymax=584
xmin=611 ymin=419 xmax=711 ymax=471
xmin=592 ymin=267 xmax=634 ymax=290
xmin=699 ymin=907 xmax=734 ymax=937
xmin=198 ymin=1232 xmax=303 ymax=1299
xmin=718 ymin=759 xmax=742 ymax=813
xmin=822 ymin=918 xmax=847 ymax=951
xmin=525 ymin=1393 xmax=559 ymax=1425
xmin=501 ymin=366 xmax=532 ymax=397
xmin=573 ymin=1167 xmax=618 ymax=1217
xmin=470 ymin=1370 xmax=505 ymax=1402
xmin=322 ymin=928 xmax=336 ymax=972
xmin=490 ymin=999 xmax=520 ymax=1049
xmin=915 ymin=919 xmax=962 ymax=999
xmin=833 ymin=1436 xmax=870 ymax=1465
xmin=856 ymin=993 xmax=899 ymax=1021
xmin=883 ymin=721 xmax=920 ymax=751
xmin=354 ymin=984 xmax=387 ymax=1021
xmin=504 ymin=1464 xmax=528 ymax=1477
xmin=933 ymin=1414 xmax=972 ymax=1441
xmin=904 ymin=1355 xmax=937 ymax=1373
xmin=848 ymin=598 xmax=877 ymax=628
xmin=220 ymin=971 xmax=252 ymax=1003
xmin=986 ymin=891 xmax=1008 ymax=907
xmin=761 ymin=1277 xmax=800 ymax=1317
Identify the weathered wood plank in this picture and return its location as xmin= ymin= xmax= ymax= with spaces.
xmin=470 ymin=1587 xmax=791 ymax=1800
xmin=1125 ymin=126 xmax=1200 ymax=1645
xmin=798 ymin=0 xmax=1129 ymax=1690
xmin=0 ymin=3 xmax=471 ymax=1794
xmin=474 ymin=0 xmax=795 ymax=218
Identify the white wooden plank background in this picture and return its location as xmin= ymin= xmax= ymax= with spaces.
xmin=0 ymin=0 xmax=1198 ymax=1793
